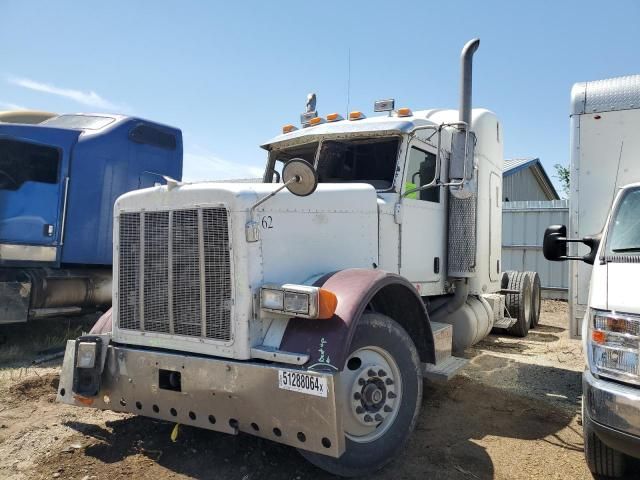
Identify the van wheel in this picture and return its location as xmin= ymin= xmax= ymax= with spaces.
xmin=523 ymin=272 xmax=541 ymax=328
xmin=584 ymin=419 xmax=625 ymax=477
xmin=299 ymin=313 xmax=423 ymax=477
xmin=505 ymin=272 xmax=531 ymax=337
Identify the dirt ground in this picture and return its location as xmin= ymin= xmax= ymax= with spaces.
xmin=0 ymin=301 xmax=637 ymax=480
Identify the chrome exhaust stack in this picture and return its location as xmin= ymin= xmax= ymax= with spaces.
xmin=447 ymin=39 xmax=480 ymax=280
xmin=459 ymin=38 xmax=480 ymax=128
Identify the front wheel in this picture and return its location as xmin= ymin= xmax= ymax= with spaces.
xmin=584 ymin=415 xmax=626 ymax=478
xmin=299 ymin=313 xmax=423 ymax=477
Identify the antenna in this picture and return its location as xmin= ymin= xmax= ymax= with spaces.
xmin=346 ymin=48 xmax=351 ymax=116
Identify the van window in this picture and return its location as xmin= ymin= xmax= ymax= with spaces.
xmin=0 ymin=139 xmax=59 ymax=190
xmin=607 ymin=187 xmax=640 ymax=254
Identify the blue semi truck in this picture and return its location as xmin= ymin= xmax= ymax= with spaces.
xmin=0 ymin=112 xmax=183 ymax=324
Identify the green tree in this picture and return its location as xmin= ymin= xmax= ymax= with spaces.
xmin=554 ymin=163 xmax=570 ymax=198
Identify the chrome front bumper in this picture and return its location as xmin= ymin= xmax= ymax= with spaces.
xmin=57 ymin=340 xmax=345 ymax=457
xmin=583 ymin=369 xmax=640 ymax=459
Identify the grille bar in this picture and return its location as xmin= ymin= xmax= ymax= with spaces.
xmin=118 ymin=207 xmax=232 ymax=342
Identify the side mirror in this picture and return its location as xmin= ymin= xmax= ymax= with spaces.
xmin=282 ymin=158 xmax=318 ymax=197
xmin=543 ymin=225 xmax=568 ymax=261
xmin=581 ymin=234 xmax=602 ymax=265
xmin=543 ymin=224 xmax=602 ymax=265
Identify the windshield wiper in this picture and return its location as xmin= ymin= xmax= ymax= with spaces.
xmin=611 ymin=247 xmax=640 ymax=253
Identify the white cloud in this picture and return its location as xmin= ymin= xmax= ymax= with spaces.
xmin=182 ymin=146 xmax=263 ymax=182
xmin=7 ymin=76 xmax=127 ymax=111
xmin=0 ymin=100 xmax=28 ymax=110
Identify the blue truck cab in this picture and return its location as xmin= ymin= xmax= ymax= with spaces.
xmin=0 ymin=113 xmax=183 ymax=323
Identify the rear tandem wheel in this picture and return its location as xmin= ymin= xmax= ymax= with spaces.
xmin=504 ymin=271 xmax=532 ymax=337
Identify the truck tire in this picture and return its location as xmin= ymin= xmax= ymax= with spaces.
xmin=584 ymin=419 xmax=626 ymax=477
xmin=505 ymin=272 xmax=531 ymax=337
xmin=299 ymin=312 xmax=423 ymax=477
xmin=500 ymin=271 xmax=511 ymax=290
xmin=523 ymin=272 xmax=541 ymax=328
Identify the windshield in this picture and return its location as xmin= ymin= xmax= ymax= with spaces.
xmin=607 ymin=187 xmax=640 ymax=254
xmin=269 ymin=137 xmax=400 ymax=190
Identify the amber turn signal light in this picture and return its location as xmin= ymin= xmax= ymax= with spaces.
xmin=317 ymin=288 xmax=338 ymax=319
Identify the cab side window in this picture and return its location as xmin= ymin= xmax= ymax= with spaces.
xmin=404 ymin=146 xmax=439 ymax=203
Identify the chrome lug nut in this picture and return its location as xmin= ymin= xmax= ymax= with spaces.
xmin=384 ymin=405 xmax=392 ymax=413
xmin=364 ymin=414 xmax=373 ymax=423
xmin=374 ymin=414 xmax=383 ymax=422
xmin=385 ymin=378 xmax=394 ymax=386
xmin=388 ymin=391 xmax=397 ymax=399
xmin=353 ymin=392 xmax=362 ymax=400
xmin=367 ymin=369 xmax=376 ymax=377
xmin=358 ymin=378 xmax=365 ymax=386
xmin=355 ymin=406 xmax=364 ymax=414
xmin=378 ymin=369 xmax=386 ymax=377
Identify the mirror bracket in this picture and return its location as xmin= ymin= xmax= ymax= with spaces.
xmin=246 ymin=158 xmax=318 ymax=242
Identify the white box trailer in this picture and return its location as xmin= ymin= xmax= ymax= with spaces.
xmin=569 ymin=75 xmax=640 ymax=337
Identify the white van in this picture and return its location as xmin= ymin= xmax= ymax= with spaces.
xmin=544 ymin=183 xmax=640 ymax=477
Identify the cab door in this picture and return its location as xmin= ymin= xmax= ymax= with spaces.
xmin=399 ymin=140 xmax=445 ymax=284
xmin=0 ymin=126 xmax=79 ymax=263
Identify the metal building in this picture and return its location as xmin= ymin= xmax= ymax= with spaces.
xmin=503 ymin=158 xmax=560 ymax=202
xmin=502 ymin=200 xmax=569 ymax=299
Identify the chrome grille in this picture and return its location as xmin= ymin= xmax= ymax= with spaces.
xmin=118 ymin=213 xmax=141 ymax=331
xmin=144 ymin=211 xmax=170 ymax=333
xmin=117 ymin=208 xmax=232 ymax=341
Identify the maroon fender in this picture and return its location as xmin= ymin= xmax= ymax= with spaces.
xmin=279 ymin=268 xmax=435 ymax=370
xmin=89 ymin=307 xmax=113 ymax=334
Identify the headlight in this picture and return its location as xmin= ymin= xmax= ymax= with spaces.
xmin=76 ymin=341 xmax=97 ymax=369
xmin=589 ymin=309 xmax=640 ymax=385
xmin=260 ymin=284 xmax=337 ymax=319
xmin=284 ymin=291 xmax=310 ymax=314
xmin=261 ymin=288 xmax=284 ymax=310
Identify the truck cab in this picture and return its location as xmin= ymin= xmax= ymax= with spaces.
xmin=0 ymin=113 xmax=183 ymax=323
xmin=544 ymin=183 xmax=640 ymax=477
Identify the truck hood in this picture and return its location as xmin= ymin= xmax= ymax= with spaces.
xmin=115 ymin=181 xmax=379 ymax=213
xmin=115 ymin=181 xmax=381 ymax=289
xmin=606 ymin=262 xmax=640 ymax=315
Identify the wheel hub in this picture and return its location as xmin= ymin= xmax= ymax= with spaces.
xmin=349 ymin=362 xmax=398 ymax=428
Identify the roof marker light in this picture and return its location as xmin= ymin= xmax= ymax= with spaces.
xmin=282 ymin=124 xmax=297 ymax=134
xmin=326 ymin=113 xmax=343 ymax=122
xmin=309 ymin=116 xmax=323 ymax=126
xmin=396 ymin=107 xmax=412 ymax=117
xmin=349 ymin=111 xmax=365 ymax=121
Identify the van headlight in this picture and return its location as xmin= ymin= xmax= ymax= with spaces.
xmin=589 ymin=309 xmax=640 ymax=385
xmin=260 ymin=284 xmax=337 ymax=319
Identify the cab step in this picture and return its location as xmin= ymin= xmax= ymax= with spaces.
xmin=423 ymin=356 xmax=468 ymax=382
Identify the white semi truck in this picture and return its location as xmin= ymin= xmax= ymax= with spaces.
xmin=57 ymin=39 xmax=540 ymax=476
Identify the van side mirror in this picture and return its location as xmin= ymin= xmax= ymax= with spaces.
xmin=543 ymin=224 xmax=601 ymax=265
xmin=543 ymin=225 xmax=567 ymax=261
xmin=581 ymin=234 xmax=602 ymax=265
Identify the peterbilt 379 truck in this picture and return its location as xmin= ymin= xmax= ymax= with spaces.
xmin=0 ymin=113 xmax=183 ymax=324
xmin=57 ymin=39 xmax=539 ymax=476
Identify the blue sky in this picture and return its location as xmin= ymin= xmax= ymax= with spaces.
xmin=2 ymin=1 xmax=639 ymax=191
